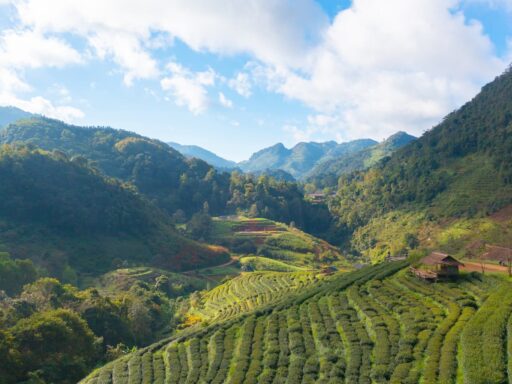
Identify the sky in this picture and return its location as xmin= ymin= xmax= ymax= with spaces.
xmin=0 ymin=0 xmax=511 ymax=161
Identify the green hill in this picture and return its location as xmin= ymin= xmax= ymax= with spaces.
xmin=210 ymin=217 xmax=349 ymax=269
xmin=305 ymin=132 xmax=416 ymax=188
xmin=0 ymin=146 xmax=228 ymax=276
xmin=0 ymin=116 xmax=328 ymax=233
xmin=328 ymin=68 xmax=512 ymax=259
xmin=81 ymin=261 xmax=512 ymax=384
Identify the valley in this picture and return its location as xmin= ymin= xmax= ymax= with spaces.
xmin=1 ymin=59 xmax=512 ymax=384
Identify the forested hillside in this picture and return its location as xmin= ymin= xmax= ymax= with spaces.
xmin=328 ymin=68 xmax=512 ymax=256
xmin=0 ymin=118 xmax=328 ymax=233
xmin=0 ymin=145 xmax=228 ymax=275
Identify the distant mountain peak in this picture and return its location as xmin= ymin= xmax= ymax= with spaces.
xmin=167 ymin=142 xmax=236 ymax=170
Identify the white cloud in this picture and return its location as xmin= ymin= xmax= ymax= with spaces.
xmin=14 ymin=0 xmax=327 ymax=69
xmin=218 ymin=92 xmax=233 ymax=108
xmin=2 ymin=0 xmax=510 ymax=139
xmin=228 ymin=72 xmax=252 ymax=97
xmin=0 ymin=29 xmax=82 ymax=69
xmin=0 ymin=30 xmax=84 ymax=121
xmin=256 ymin=0 xmax=509 ymax=141
xmin=88 ymin=31 xmax=158 ymax=86
xmin=161 ymin=62 xmax=216 ymax=114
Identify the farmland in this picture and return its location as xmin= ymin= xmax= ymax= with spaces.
xmin=80 ymin=261 xmax=512 ymax=383
xmin=211 ymin=217 xmax=349 ymax=270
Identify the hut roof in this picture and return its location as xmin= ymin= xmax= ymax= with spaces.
xmin=420 ymin=252 xmax=464 ymax=266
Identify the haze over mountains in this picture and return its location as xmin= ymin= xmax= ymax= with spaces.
xmin=169 ymin=133 xmax=416 ymax=180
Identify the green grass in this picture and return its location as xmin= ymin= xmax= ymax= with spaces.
xmin=239 ymin=256 xmax=308 ymax=272
xmin=211 ymin=216 xmax=349 ymax=269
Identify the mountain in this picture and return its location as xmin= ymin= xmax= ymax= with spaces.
xmin=0 ymin=106 xmax=33 ymax=127
xmin=239 ymin=139 xmax=377 ymax=179
xmin=168 ymin=141 xmax=237 ymax=170
xmin=329 ymin=68 xmax=512 ymax=259
xmin=305 ymin=131 xmax=416 ymax=187
xmin=0 ymin=146 xmax=228 ymax=275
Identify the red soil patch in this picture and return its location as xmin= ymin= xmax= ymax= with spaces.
xmin=461 ymin=261 xmax=509 ymax=274
xmin=490 ymin=204 xmax=512 ymax=222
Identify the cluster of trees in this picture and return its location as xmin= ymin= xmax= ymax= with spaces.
xmin=0 ymin=262 xmax=184 ymax=383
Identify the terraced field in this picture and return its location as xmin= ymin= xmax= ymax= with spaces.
xmin=191 ymin=271 xmax=324 ymax=322
xmin=211 ymin=217 xmax=348 ymax=269
xmin=81 ymin=262 xmax=512 ymax=384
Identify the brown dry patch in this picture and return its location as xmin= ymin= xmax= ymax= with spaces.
xmin=490 ymin=204 xmax=512 ymax=222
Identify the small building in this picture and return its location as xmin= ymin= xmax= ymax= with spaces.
xmin=411 ymin=252 xmax=464 ymax=281
xmin=321 ymin=266 xmax=339 ymax=275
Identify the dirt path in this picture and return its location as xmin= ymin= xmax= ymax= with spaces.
xmin=462 ymin=261 xmax=509 ymax=274
xmin=182 ymin=256 xmax=239 ymax=274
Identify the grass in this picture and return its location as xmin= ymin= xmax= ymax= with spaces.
xmin=211 ymin=216 xmax=349 ymax=269
xmin=239 ymin=256 xmax=309 ymax=272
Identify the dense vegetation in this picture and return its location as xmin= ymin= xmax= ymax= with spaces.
xmin=0 ymin=266 xmax=193 ymax=383
xmin=0 ymin=145 xmax=228 ymax=276
xmin=331 ymin=69 xmax=512 ymax=229
xmin=0 ymin=117 xmax=331 ymax=235
xmin=325 ymin=68 xmax=512 ymax=259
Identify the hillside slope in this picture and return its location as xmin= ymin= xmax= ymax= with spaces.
xmin=81 ymin=261 xmax=512 ymax=384
xmin=0 ymin=106 xmax=33 ymax=127
xmin=0 ymin=117 xmax=327 ymax=233
xmin=330 ymin=69 xmax=512 ymax=245
xmin=306 ymin=132 xmax=416 ymax=188
xmin=0 ymin=146 xmax=228 ymax=275
xmin=239 ymin=139 xmax=377 ymax=179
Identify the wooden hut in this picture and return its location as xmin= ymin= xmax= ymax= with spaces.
xmin=411 ymin=252 xmax=464 ymax=281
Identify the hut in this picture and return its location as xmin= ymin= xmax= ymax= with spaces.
xmin=321 ymin=266 xmax=339 ymax=275
xmin=411 ymin=252 xmax=464 ymax=281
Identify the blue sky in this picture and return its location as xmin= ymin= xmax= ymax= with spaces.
xmin=0 ymin=0 xmax=511 ymax=161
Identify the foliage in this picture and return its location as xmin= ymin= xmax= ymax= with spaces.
xmin=0 ymin=252 xmax=37 ymax=295
xmin=329 ymin=69 xmax=512 ymax=248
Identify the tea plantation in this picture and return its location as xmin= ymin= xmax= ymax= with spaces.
xmin=80 ymin=261 xmax=512 ymax=383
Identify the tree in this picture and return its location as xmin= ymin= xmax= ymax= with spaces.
xmin=11 ymin=309 xmax=99 ymax=384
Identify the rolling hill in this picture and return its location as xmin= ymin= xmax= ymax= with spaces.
xmin=328 ymin=68 xmax=512 ymax=260
xmin=0 ymin=116 xmax=328 ymax=233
